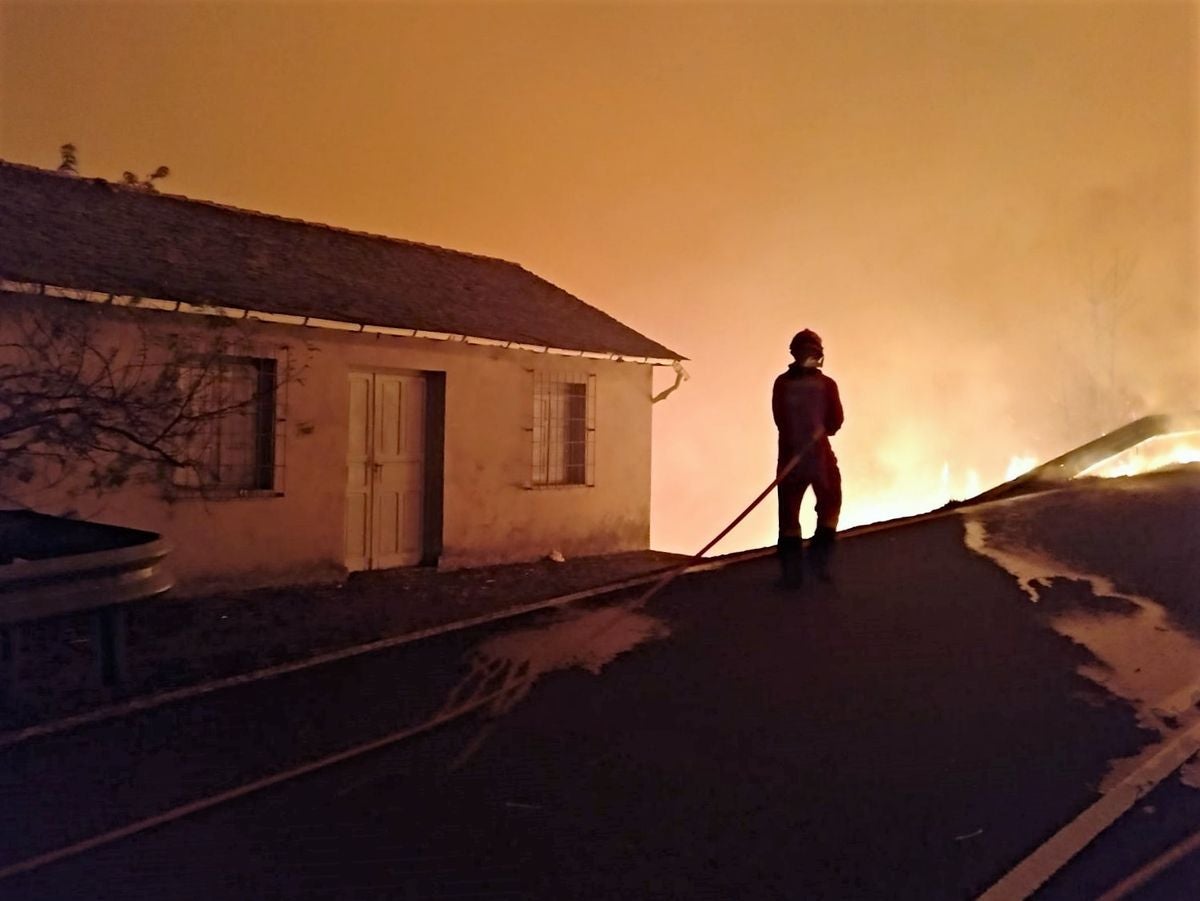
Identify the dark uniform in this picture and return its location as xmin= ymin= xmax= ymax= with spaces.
xmin=773 ymin=330 xmax=843 ymax=586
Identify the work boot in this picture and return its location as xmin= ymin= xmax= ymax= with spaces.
xmin=777 ymin=535 xmax=804 ymax=590
xmin=809 ymin=525 xmax=837 ymax=582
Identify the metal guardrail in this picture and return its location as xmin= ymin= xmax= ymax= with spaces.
xmin=0 ymin=511 xmax=173 ymax=690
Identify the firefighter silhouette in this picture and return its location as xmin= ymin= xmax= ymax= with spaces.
xmin=773 ymin=329 xmax=843 ymax=587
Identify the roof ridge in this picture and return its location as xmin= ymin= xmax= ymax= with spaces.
xmin=0 ymin=158 xmax=515 ymax=269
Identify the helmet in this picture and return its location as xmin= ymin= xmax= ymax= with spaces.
xmin=789 ymin=329 xmax=824 ymax=365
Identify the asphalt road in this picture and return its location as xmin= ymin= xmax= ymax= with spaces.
xmin=4 ymin=472 xmax=1198 ymax=900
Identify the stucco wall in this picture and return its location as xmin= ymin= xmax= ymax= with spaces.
xmin=2 ymin=297 xmax=656 ymax=594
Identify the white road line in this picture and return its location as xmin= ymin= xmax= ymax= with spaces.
xmin=977 ymin=720 xmax=1200 ymax=900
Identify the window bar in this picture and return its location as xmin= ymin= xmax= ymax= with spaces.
xmin=254 ymin=358 xmax=277 ymax=491
xmin=556 ymin=372 xmax=565 ymax=485
xmin=523 ymin=368 xmax=534 ymax=488
xmin=274 ymin=347 xmax=288 ymax=494
xmin=586 ymin=373 xmax=597 ymax=486
xmin=212 ymin=363 xmax=226 ymax=488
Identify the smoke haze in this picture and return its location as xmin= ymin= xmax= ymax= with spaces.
xmin=1 ymin=1 xmax=1195 ymax=553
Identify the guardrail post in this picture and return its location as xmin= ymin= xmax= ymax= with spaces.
xmin=0 ymin=626 xmax=18 ymax=701
xmin=94 ymin=606 xmax=127 ymax=687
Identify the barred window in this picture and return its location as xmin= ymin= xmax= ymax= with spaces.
xmin=174 ymin=356 xmax=284 ymax=494
xmin=529 ymin=372 xmax=595 ymax=487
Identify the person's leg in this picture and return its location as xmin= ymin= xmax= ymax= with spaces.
xmin=777 ymin=472 xmax=807 ymax=588
xmin=777 ymin=475 xmax=806 ymax=538
xmin=810 ymin=457 xmax=842 ymax=581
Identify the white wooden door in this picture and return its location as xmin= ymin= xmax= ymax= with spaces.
xmin=371 ymin=373 xmax=426 ymax=568
xmin=345 ymin=372 xmax=426 ymax=571
xmin=345 ymin=373 xmax=373 ymax=572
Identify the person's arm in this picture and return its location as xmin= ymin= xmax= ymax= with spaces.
xmin=825 ymin=378 xmax=844 ymax=436
xmin=772 ymin=376 xmax=785 ymax=430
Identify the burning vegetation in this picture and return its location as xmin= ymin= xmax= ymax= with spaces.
xmin=836 ymin=414 xmax=1200 ymax=531
xmin=1078 ymin=431 xmax=1200 ymax=480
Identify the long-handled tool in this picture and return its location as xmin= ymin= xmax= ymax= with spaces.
xmin=629 ymin=427 xmax=825 ymax=610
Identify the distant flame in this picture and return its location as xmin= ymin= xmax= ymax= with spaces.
xmin=1004 ymin=455 xmax=1038 ymax=481
xmin=841 ymin=452 xmax=1035 ymax=529
xmin=1078 ymin=431 xmax=1200 ymax=479
xmin=805 ymin=431 xmax=1199 ymax=539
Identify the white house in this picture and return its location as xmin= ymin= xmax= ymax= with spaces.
xmin=0 ymin=161 xmax=682 ymax=594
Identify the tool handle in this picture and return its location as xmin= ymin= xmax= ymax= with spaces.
xmin=633 ymin=429 xmax=824 ymax=608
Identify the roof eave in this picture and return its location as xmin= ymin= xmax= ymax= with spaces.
xmin=0 ymin=277 xmax=685 ymax=364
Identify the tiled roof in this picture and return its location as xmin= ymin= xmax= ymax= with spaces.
xmin=0 ymin=161 xmax=680 ymax=360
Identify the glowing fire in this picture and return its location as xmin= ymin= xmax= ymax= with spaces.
xmin=785 ymin=431 xmax=1199 ymax=544
xmin=1004 ymin=455 xmax=1038 ymax=481
xmin=838 ymin=452 xmax=1036 ymax=530
xmin=1078 ymin=431 xmax=1200 ymax=479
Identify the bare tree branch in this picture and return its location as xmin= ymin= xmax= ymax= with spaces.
xmin=0 ymin=302 xmax=299 ymax=501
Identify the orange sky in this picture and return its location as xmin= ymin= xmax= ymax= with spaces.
xmin=1 ymin=1 xmax=1196 ymax=553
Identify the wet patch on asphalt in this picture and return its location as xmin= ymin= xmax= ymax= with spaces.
xmin=962 ymin=507 xmax=1200 ymax=784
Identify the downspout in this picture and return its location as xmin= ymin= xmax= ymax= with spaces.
xmin=652 ymin=360 xmax=690 ymax=404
